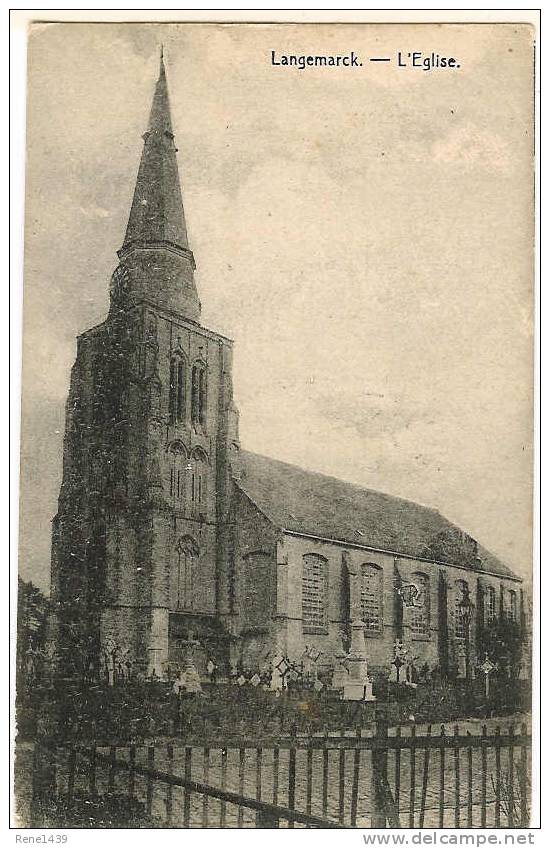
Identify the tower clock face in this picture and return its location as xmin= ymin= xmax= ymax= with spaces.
xmin=110 ymin=265 xmax=132 ymax=304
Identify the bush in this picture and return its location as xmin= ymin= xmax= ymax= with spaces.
xmin=19 ymin=672 xmax=531 ymax=747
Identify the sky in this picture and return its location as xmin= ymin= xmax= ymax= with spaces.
xmin=18 ymin=22 xmax=534 ymax=592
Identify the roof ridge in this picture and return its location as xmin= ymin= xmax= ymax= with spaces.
xmin=235 ymin=449 xmax=521 ymax=581
xmin=238 ymin=448 xmax=443 ymax=517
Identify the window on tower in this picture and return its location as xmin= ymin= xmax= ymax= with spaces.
xmin=168 ymin=442 xmax=187 ymax=502
xmin=169 ymin=355 xmax=185 ymax=424
xmin=190 ymin=447 xmax=208 ymax=509
xmin=175 ymin=536 xmax=199 ymax=610
xmin=191 ymin=362 xmax=207 ymax=428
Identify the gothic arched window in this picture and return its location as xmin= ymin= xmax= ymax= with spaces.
xmin=175 ymin=536 xmax=199 ymax=610
xmin=454 ymin=580 xmax=469 ymax=639
xmin=168 ymin=442 xmax=187 ymax=502
xmin=191 ymin=362 xmax=207 ymax=428
xmin=190 ymin=448 xmax=208 ymax=508
xmin=410 ymin=572 xmax=430 ymax=637
xmin=485 ymin=586 xmax=497 ymax=624
xmin=169 ymin=355 xmax=185 ymax=424
xmin=302 ymin=554 xmax=328 ymax=632
xmin=360 ymin=563 xmax=383 ymax=633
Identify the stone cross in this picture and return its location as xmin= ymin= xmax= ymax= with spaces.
xmin=479 ymin=653 xmax=498 ymax=699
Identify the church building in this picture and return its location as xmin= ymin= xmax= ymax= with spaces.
xmin=49 ymin=55 xmax=523 ymax=685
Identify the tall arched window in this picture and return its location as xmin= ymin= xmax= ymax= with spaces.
xmin=190 ymin=447 xmax=208 ymax=508
xmin=455 ymin=580 xmax=469 ymax=639
xmin=360 ymin=563 xmax=383 ymax=633
xmin=302 ymin=554 xmax=328 ymax=632
xmin=191 ymin=362 xmax=207 ymax=428
xmin=410 ymin=573 xmax=430 ymax=637
xmin=175 ymin=536 xmax=199 ymax=610
xmin=508 ymin=590 xmax=518 ymax=623
xmin=485 ymin=586 xmax=497 ymax=624
xmin=168 ymin=442 xmax=187 ymax=502
xmin=169 ymin=355 xmax=185 ymax=424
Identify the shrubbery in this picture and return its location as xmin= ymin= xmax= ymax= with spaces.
xmin=18 ymin=671 xmax=530 ymax=746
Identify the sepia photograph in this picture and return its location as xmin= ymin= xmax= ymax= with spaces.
xmin=13 ymin=16 xmax=536 ymax=831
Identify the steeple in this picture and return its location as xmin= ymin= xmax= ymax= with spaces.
xmin=115 ymin=51 xmax=200 ymax=321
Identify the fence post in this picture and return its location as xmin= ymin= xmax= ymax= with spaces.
xmin=256 ymin=809 xmax=280 ymax=828
xmin=288 ymin=724 xmax=297 ymax=829
xmin=371 ymin=715 xmax=389 ymax=828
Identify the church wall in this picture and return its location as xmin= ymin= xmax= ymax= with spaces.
xmin=277 ymin=532 xmax=522 ymax=679
xmin=231 ymin=490 xmax=280 ymax=670
xmin=280 ymin=535 xmax=397 ymax=669
xmin=100 ymin=606 xmax=148 ymax=666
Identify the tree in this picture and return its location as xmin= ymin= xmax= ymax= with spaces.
xmin=17 ymin=578 xmax=48 ymax=690
xmin=478 ymin=618 xmax=523 ymax=678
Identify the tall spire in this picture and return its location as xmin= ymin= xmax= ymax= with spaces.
xmin=117 ymin=51 xmax=200 ymax=321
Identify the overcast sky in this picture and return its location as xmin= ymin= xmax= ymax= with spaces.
xmin=19 ymin=22 xmax=534 ymax=592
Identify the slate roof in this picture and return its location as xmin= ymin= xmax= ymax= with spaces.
xmin=122 ymin=54 xmax=190 ymax=253
xmin=234 ymin=450 xmax=520 ymax=581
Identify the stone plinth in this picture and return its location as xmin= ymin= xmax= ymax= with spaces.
xmin=341 ymin=619 xmax=376 ymax=701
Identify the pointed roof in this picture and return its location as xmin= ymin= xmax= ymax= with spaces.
xmin=121 ymin=52 xmax=191 ymax=255
xmin=234 ymin=450 xmax=521 ymax=581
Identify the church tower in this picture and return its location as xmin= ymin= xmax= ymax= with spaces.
xmin=50 ymin=54 xmax=240 ymax=678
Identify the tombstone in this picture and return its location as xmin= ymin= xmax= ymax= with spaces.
xmin=479 ymin=654 xmax=498 ymax=699
xmin=331 ymin=652 xmax=349 ymax=690
xmin=178 ymin=630 xmax=203 ymax=694
xmin=404 ymin=661 xmax=418 ymax=688
xmin=270 ymin=655 xmax=288 ymax=691
xmin=118 ymin=646 xmax=131 ymax=682
xmin=341 ymin=621 xmax=375 ymax=701
xmin=389 ymin=639 xmax=408 ymax=683
xmin=172 ymin=669 xmax=185 ymax=695
xmin=179 ymin=665 xmax=202 ymax=695
xmin=340 ymin=559 xmax=375 ymax=701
